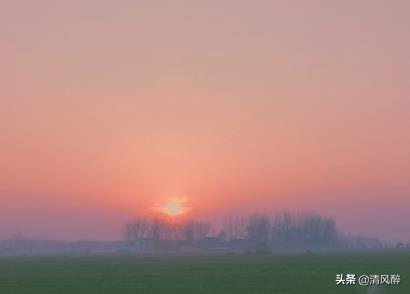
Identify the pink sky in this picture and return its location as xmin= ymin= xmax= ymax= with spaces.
xmin=1 ymin=1 xmax=409 ymax=241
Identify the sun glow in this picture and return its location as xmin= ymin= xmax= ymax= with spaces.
xmin=165 ymin=200 xmax=182 ymax=216
xmin=161 ymin=198 xmax=189 ymax=217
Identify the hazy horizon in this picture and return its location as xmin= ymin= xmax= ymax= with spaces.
xmin=1 ymin=1 xmax=409 ymax=242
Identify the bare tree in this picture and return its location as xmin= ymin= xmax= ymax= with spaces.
xmin=271 ymin=212 xmax=339 ymax=248
xmin=246 ymin=214 xmax=271 ymax=243
xmin=124 ymin=218 xmax=149 ymax=244
xmin=183 ymin=220 xmax=211 ymax=243
xmin=223 ymin=216 xmax=246 ymax=241
xmin=271 ymin=211 xmax=294 ymax=244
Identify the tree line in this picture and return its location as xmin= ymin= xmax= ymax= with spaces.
xmin=124 ymin=212 xmax=339 ymax=249
xmin=125 ymin=218 xmax=211 ymax=245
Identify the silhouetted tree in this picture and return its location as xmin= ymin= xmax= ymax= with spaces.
xmin=223 ymin=216 xmax=247 ymax=240
xmin=183 ymin=220 xmax=211 ymax=243
xmin=246 ymin=214 xmax=271 ymax=243
xmin=124 ymin=218 xmax=150 ymax=244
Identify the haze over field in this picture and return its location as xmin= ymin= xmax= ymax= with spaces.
xmin=1 ymin=1 xmax=409 ymax=241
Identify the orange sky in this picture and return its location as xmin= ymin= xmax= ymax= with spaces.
xmin=1 ymin=1 xmax=410 ymax=241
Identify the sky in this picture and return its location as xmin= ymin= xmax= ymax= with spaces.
xmin=1 ymin=0 xmax=409 ymax=241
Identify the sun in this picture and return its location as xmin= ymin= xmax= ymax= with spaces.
xmin=164 ymin=200 xmax=182 ymax=216
xmin=161 ymin=198 xmax=189 ymax=217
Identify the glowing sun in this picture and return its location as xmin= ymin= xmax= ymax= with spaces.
xmin=161 ymin=198 xmax=189 ymax=217
xmin=165 ymin=200 xmax=182 ymax=216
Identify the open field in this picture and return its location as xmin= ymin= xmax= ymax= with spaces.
xmin=0 ymin=252 xmax=409 ymax=294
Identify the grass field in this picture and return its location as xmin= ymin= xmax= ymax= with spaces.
xmin=0 ymin=252 xmax=408 ymax=294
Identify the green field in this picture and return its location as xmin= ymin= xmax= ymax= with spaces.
xmin=0 ymin=252 xmax=408 ymax=294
